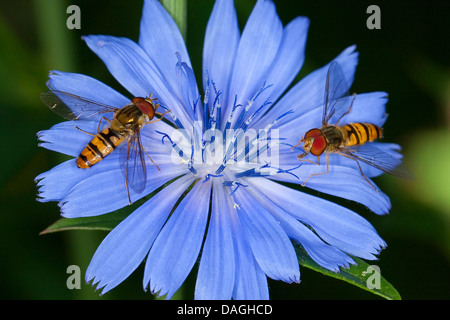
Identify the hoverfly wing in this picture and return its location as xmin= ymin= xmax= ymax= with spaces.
xmin=323 ymin=61 xmax=353 ymax=126
xmin=339 ymin=144 xmax=413 ymax=180
xmin=118 ymin=130 xmax=147 ymax=196
xmin=40 ymin=90 xmax=118 ymax=121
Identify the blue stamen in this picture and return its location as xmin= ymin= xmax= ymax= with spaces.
xmin=203 ymin=173 xmax=224 ymax=183
xmin=215 ymin=164 xmax=226 ymax=175
xmin=209 ymin=89 xmax=222 ymax=130
xmin=223 ymin=181 xmax=248 ymax=196
xmin=203 ymin=71 xmax=211 ymax=133
xmin=223 ymin=95 xmax=242 ymax=134
xmin=240 ymin=98 xmax=272 ymax=131
xmin=156 ymin=130 xmax=197 ymax=174
xmin=234 ymin=163 xmax=302 ymax=180
xmin=233 ymin=82 xmax=273 ymax=130
xmin=192 ymin=96 xmax=201 ymax=117
xmin=263 ymin=109 xmax=295 ymax=130
xmin=275 ymin=164 xmax=302 ymax=180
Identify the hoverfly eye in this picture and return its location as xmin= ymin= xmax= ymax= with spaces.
xmin=304 ymin=129 xmax=326 ymax=156
xmin=132 ymin=97 xmax=144 ymax=105
xmin=137 ymin=100 xmax=155 ymax=119
xmin=310 ymin=135 xmax=326 ymax=156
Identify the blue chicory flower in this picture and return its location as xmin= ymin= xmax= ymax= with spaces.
xmin=36 ymin=0 xmax=400 ymax=299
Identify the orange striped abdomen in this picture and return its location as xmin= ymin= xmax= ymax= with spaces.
xmin=76 ymin=128 xmax=125 ymax=168
xmin=341 ymin=123 xmax=383 ymax=147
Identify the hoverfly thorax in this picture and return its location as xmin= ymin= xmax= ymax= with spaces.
xmin=111 ymin=96 xmax=158 ymax=133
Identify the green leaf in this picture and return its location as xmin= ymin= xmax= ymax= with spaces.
xmin=40 ymin=211 xmax=129 ymax=235
xmin=295 ymin=245 xmax=401 ymax=300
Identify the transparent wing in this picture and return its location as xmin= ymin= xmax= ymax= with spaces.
xmin=40 ymin=90 xmax=118 ymax=121
xmin=322 ymin=61 xmax=352 ymax=126
xmin=118 ymin=130 xmax=147 ymax=196
xmin=338 ymin=144 xmax=413 ymax=180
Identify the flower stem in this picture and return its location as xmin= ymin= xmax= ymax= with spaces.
xmin=161 ymin=0 xmax=188 ymax=41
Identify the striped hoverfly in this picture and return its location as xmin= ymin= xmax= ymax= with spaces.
xmin=41 ymin=90 xmax=169 ymax=204
xmin=292 ymin=61 xmax=409 ymax=188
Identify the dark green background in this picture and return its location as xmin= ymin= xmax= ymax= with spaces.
xmin=0 ymin=0 xmax=448 ymax=299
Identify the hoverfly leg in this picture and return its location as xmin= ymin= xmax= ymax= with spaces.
xmin=301 ymin=154 xmax=330 ymax=186
xmin=126 ymin=184 xmax=132 ymax=205
xmin=336 ymin=151 xmax=380 ymax=192
xmin=291 ymin=138 xmax=306 ymax=151
xmin=335 ymin=93 xmax=357 ymax=126
xmin=124 ymin=171 xmax=132 ymax=205
xmin=354 ymin=159 xmax=379 ymax=192
xmin=146 ymin=109 xmax=172 ymax=124
xmin=75 ymin=126 xmax=95 ymax=136
xmin=76 ymin=116 xmax=111 ymax=136
xmin=97 ymin=116 xmax=111 ymax=133
xmin=139 ymin=139 xmax=161 ymax=172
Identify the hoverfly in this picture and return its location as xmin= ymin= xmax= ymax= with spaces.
xmin=41 ymin=90 xmax=170 ymax=204
xmin=292 ymin=61 xmax=409 ymax=188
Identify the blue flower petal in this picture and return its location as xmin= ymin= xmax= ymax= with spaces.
xmin=263 ymin=16 xmax=309 ymax=102
xmin=258 ymin=45 xmax=359 ymax=129
xmin=273 ymin=157 xmax=391 ymax=215
xmin=61 ymin=163 xmax=189 ymax=218
xmin=245 ymin=182 xmax=354 ymax=271
xmin=338 ymin=92 xmax=389 ymax=127
xmin=195 ymin=179 xmax=235 ymax=300
xmin=247 ymin=178 xmax=386 ymax=260
xmin=144 ymin=180 xmax=212 ymax=299
xmin=247 ymin=16 xmax=310 ymax=125
xmin=175 ymin=55 xmax=201 ymax=121
xmin=46 ymin=70 xmax=129 ymax=108
xmin=83 ymin=35 xmax=193 ymax=128
xmin=36 ymin=159 xmax=84 ymax=202
xmin=85 ymin=174 xmax=195 ymax=294
xmin=203 ymin=0 xmax=240 ymax=111
xmin=139 ymin=0 xmax=191 ymax=104
xmin=224 ymin=0 xmax=283 ymax=125
xmin=231 ymin=212 xmax=269 ymax=300
xmin=232 ymin=186 xmax=300 ymax=283
xmin=37 ymin=121 xmax=97 ymax=157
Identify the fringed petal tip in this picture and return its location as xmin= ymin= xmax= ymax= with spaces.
xmin=85 ymin=276 xmax=109 ymax=296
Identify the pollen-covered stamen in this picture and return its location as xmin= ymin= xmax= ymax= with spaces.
xmin=215 ymin=127 xmax=243 ymax=175
xmin=233 ymin=82 xmax=273 ymax=131
xmin=240 ymin=98 xmax=272 ymax=132
xmin=234 ymin=162 xmax=301 ymax=180
xmin=208 ymin=88 xmax=222 ymax=131
xmin=245 ymin=133 xmax=286 ymax=165
xmin=223 ymin=180 xmax=248 ymax=196
xmin=167 ymin=109 xmax=186 ymax=131
xmin=213 ymin=84 xmax=276 ymax=170
xmin=157 ymin=130 xmax=197 ymax=174
xmin=223 ymin=95 xmax=243 ymax=134
xmin=264 ymin=109 xmax=295 ymax=130
xmin=203 ymin=73 xmax=222 ymax=132
xmin=203 ymin=72 xmax=211 ymax=132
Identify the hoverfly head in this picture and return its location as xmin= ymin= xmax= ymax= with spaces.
xmin=302 ymin=128 xmax=326 ymax=157
xmin=132 ymin=97 xmax=156 ymax=119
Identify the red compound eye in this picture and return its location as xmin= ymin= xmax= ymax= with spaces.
xmin=132 ymin=97 xmax=155 ymax=118
xmin=304 ymin=129 xmax=326 ymax=156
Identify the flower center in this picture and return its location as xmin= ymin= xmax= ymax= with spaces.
xmin=157 ymin=71 xmax=298 ymax=190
